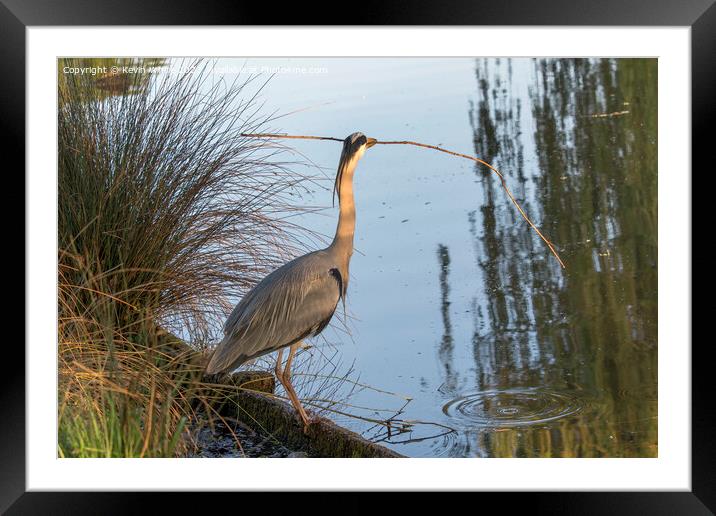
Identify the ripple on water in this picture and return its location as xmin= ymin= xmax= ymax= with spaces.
xmin=442 ymin=388 xmax=586 ymax=428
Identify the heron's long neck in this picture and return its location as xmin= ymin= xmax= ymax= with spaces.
xmin=329 ymin=162 xmax=357 ymax=277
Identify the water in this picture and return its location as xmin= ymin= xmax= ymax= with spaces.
xmin=221 ymin=57 xmax=658 ymax=457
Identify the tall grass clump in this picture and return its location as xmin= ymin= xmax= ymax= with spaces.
xmin=58 ymin=58 xmax=309 ymax=457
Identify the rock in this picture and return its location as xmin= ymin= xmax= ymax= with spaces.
xmin=225 ymin=370 xmax=275 ymax=394
xmin=218 ymin=388 xmax=403 ymax=458
xmin=161 ymin=333 xmax=404 ymax=458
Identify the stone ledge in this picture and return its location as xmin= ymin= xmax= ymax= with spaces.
xmin=214 ymin=371 xmax=404 ymax=458
xmin=157 ymin=332 xmax=404 ymax=458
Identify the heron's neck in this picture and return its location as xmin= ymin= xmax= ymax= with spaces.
xmin=329 ymin=166 xmax=356 ymax=269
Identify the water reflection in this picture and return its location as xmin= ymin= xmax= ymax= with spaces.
xmin=437 ymin=244 xmax=458 ymax=393
xmin=91 ymin=57 xmax=658 ymax=457
xmin=434 ymin=58 xmax=657 ymax=457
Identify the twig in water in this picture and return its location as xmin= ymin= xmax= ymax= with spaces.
xmin=241 ymin=132 xmax=566 ymax=269
xmin=588 ymin=110 xmax=630 ymax=118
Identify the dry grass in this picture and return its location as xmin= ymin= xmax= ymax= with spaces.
xmin=57 ymin=58 xmax=313 ymax=457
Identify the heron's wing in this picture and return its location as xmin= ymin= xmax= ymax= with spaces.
xmin=206 ymin=250 xmax=341 ymax=374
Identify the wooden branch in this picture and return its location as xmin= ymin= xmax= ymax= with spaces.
xmin=241 ymin=132 xmax=344 ymax=143
xmin=241 ymin=132 xmax=566 ymax=269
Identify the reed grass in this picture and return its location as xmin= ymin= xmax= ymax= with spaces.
xmin=57 ymin=58 xmax=312 ymax=457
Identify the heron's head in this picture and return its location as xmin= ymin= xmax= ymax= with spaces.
xmin=342 ymin=132 xmax=377 ymax=161
xmin=333 ymin=132 xmax=377 ymax=205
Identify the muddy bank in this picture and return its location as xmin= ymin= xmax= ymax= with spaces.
xmin=189 ymin=416 xmax=308 ymax=458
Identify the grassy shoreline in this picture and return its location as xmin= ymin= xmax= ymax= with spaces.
xmin=57 ymin=58 xmax=309 ymax=458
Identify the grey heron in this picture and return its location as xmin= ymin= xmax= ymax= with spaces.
xmin=206 ymin=132 xmax=377 ymax=430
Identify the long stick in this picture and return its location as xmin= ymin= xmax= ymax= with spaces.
xmin=241 ymin=132 xmax=566 ymax=269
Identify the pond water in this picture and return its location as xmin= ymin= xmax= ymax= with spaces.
xmin=220 ymin=57 xmax=658 ymax=458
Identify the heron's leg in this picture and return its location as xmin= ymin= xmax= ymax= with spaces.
xmin=274 ymin=348 xmax=284 ymax=382
xmin=281 ymin=342 xmax=311 ymax=429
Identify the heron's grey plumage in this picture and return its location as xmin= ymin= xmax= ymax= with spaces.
xmin=206 ymin=250 xmax=342 ymax=373
xmin=205 ymin=132 xmax=374 ymax=376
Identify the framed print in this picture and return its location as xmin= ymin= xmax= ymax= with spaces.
xmin=8 ymin=0 xmax=712 ymax=511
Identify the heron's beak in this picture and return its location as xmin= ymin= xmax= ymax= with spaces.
xmin=366 ymin=137 xmax=377 ymax=148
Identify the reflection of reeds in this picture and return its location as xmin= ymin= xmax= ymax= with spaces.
xmin=57 ymin=59 xmax=313 ymax=457
xmin=463 ymin=58 xmax=658 ymax=458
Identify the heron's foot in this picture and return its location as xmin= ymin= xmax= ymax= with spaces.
xmin=298 ymin=411 xmax=311 ymax=434
xmin=298 ymin=411 xmax=322 ymax=435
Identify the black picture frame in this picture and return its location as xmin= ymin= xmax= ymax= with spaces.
xmin=6 ymin=0 xmax=711 ymax=512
